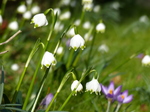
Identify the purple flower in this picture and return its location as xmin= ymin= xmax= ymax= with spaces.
xmin=39 ymin=93 xmax=53 ymax=108
xmin=101 ymin=82 xmax=122 ymax=102
xmin=117 ymin=90 xmax=133 ymax=104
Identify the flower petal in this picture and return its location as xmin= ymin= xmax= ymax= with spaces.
xmin=123 ymin=95 xmax=133 ymax=103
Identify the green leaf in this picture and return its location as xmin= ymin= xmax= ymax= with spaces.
xmin=0 ymin=66 xmax=4 ymax=104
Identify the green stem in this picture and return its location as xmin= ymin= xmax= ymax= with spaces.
xmin=1 ymin=0 xmax=7 ymax=16
xmin=31 ymin=68 xmax=50 ymax=112
xmin=106 ymin=100 xmax=111 ymax=112
xmin=46 ymin=69 xmax=73 ymax=111
xmin=115 ymin=104 xmax=121 ymax=112
xmin=0 ymin=66 xmax=4 ymax=104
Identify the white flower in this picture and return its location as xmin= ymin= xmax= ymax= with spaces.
xmin=17 ymin=4 xmax=27 ymax=14
xmin=139 ymin=15 xmax=149 ymax=23
xmin=54 ymin=21 xmax=64 ymax=32
xmin=0 ymin=14 xmax=3 ymax=24
xmin=31 ymin=13 xmax=48 ymax=28
xmin=11 ymin=63 xmax=19 ymax=71
xmin=59 ymin=11 xmax=71 ymax=20
xmin=74 ymin=19 xmax=81 ymax=26
xmin=70 ymin=34 xmax=85 ymax=51
xmin=142 ymin=55 xmax=150 ymax=66
xmin=84 ymin=33 xmax=93 ymax=41
xmin=82 ymin=0 xmax=93 ymax=4
xmin=23 ymin=11 xmax=32 ymax=19
xmin=71 ymin=80 xmax=83 ymax=92
xmin=41 ymin=51 xmax=57 ymax=68
xmin=31 ymin=5 xmax=40 ymax=14
xmin=111 ymin=2 xmax=120 ymax=10
xmin=67 ymin=27 xmax=75 ymax=37
xmin=83 ymin=21 xmax=91 ymax=29
xmin=86 ymin=78 xmax=101 ymax=95
xmin=8 ymin=21 xmax=18 ymax=30
xmin=54 ymin=8 xmax=61 ymax=15
xmin=93 ymin=5 xmax=100 ymax=13
xmin=98 ymin=44 xmax=109 ymax=53
xmin=57 ymin=46 xmax=63 ymax=55
xmin=96 ymin=22 xmax=106 ymax=33
xmin=83 ymin=3 xmax=93 ymax=11
xmin=26 ymin=0 xmax=32 ymax=5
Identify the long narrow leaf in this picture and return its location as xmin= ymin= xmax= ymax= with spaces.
xmin=0 ymin=66 xmax=4 ymax=104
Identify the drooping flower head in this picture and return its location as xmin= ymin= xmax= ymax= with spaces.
xmin=141 ymin=55 xmax=150 ymax=66
xmin=117 ymin=90 xmax=133 ymax=104
xmin=101 ymin=81 xmax=122 ymax=102
xmin=17 ymin=4 xmax=27 ymax=14
xmin=86 ymin=77 xmax=101 ymax=95
xmin=96 ymin=22 xmax=106 ymax=33
xmin=39 ymin=93 xmax=53 ymax=109
xmin=31 ymin=13 xmax=48 ymax=28
xmin=70 ymin=34 xmax=85 ymax=51
xmin=8 ymin=21 xmax=18 ymax=30
xmin=71 ymin=80 xmax=83 ymax=95
xmin=41 ymin=51 xmax=57 ymax=69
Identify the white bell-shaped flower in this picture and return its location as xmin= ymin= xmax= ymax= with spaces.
xmin=23 ymin=11 xmax=32 ymax=20
xmin=41 ymin=51 xmax=56 ymax=69
xmin=70 ymin=34 xmax=85 ymax=51
xmin=31 ymin=13 xmax=48 ymax=28
xmin=8 ymin=21 xmax=18 ymax=30
xmin=31 ymin=5 xmax=40 ymax=14
xmin=86 ymin=78 xmax=101 ymax=95
xmin=17 ymin=4 xmax=27 ymax=14
xmin=96 ymin=22 xmax=106 ymax=33
xmin=71 ymin=80 xmax=83 ymax=92
xmin=142 ymin=55 xmax=150 ymax=66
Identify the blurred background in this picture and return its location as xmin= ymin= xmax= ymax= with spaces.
xmin=0 ymin=0 xmax=150 ymax=111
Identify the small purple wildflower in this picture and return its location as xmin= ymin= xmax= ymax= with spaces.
xmin=117 ymin=90 xmax=133 ymax=104
xmin=101 ymin=81 xmax=122 ymax=102
xmin=39 ymin=93 xmax=53 ymax=109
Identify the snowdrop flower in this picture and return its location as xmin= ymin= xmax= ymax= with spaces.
xmin=39 ymin=93 xmax=53 ymax=109
xmin=8 ymin=21 xmax=18 ymax=30
xmin=93 ymin=5 xmax=100 ymax=13
xmin=60 ymin=0 xmax=70 ymax=6
xmin=54 ymin=21 xmax=64 ymax=32
xmin=83 ymin=3 xmax=93 ymax=11
xmin=54 ymin=8 xmax=61 ymax=15
xmin=141 ymin=55 xmax=150 ymax=66
xmin=101 ymin=81 xmax=122 ymax=102
xmin=41 ymin=51 xmax=56 ymax=69
xmin=83 ymin=21 xmax=91 ymax=29
xmin=70 ymin=34 xmax=85 ymax=51
xmin=82 ymin=0 xmax=93 ymax=4
xmin=96 ymin=22 xmax=106 ymax=33
xmin=11 ymin=63 xmax=19 ymax=71
xmin=57 ymin=46 xmax=63 ymax=55
xmin=23 ymin=11 xmax=32 ymax=19
xmin=84 ymin=33 xmax=93 ymax=41
xmin=31 ymin=5 xmax=40 ymax=14
xmin=31 ymin=13 xmax=48 ymax=28
xmin=67 ymin=27 xmax=75 ymax=37
xmin=74 ymin=19 xmax=81 ymax=26
xmin=71 ymin=80 xmax=83 ymax=94
xmin=117 ymin=90 xmax=133 ymax=104
xmin=86 ymin=78 xmax=101 ymax=95
xmin=59 ymin=11 xmax=71 ymax=20
xmin=111 ymin=2 xmax=120 ymax=10
xmin=98 ymin=44 xmax=109 ymax=53
xmin=139 ymin=15 xmax=149 ymax=23
xmin=0 ymin=14 xmax=3 ymax=24
xmin=17 ymin=4 xmax=27 ymax=14
xmin=26 ymin=0 xmax=32 ymax=5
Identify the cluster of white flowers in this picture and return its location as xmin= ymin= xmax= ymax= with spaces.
xmin=17 ymin=2 xmax=40 ymax=20
xmin=82 ymin=0 xmax=93 ymax=11
xmin=71 ymin=77 xmax=101 ymax=95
